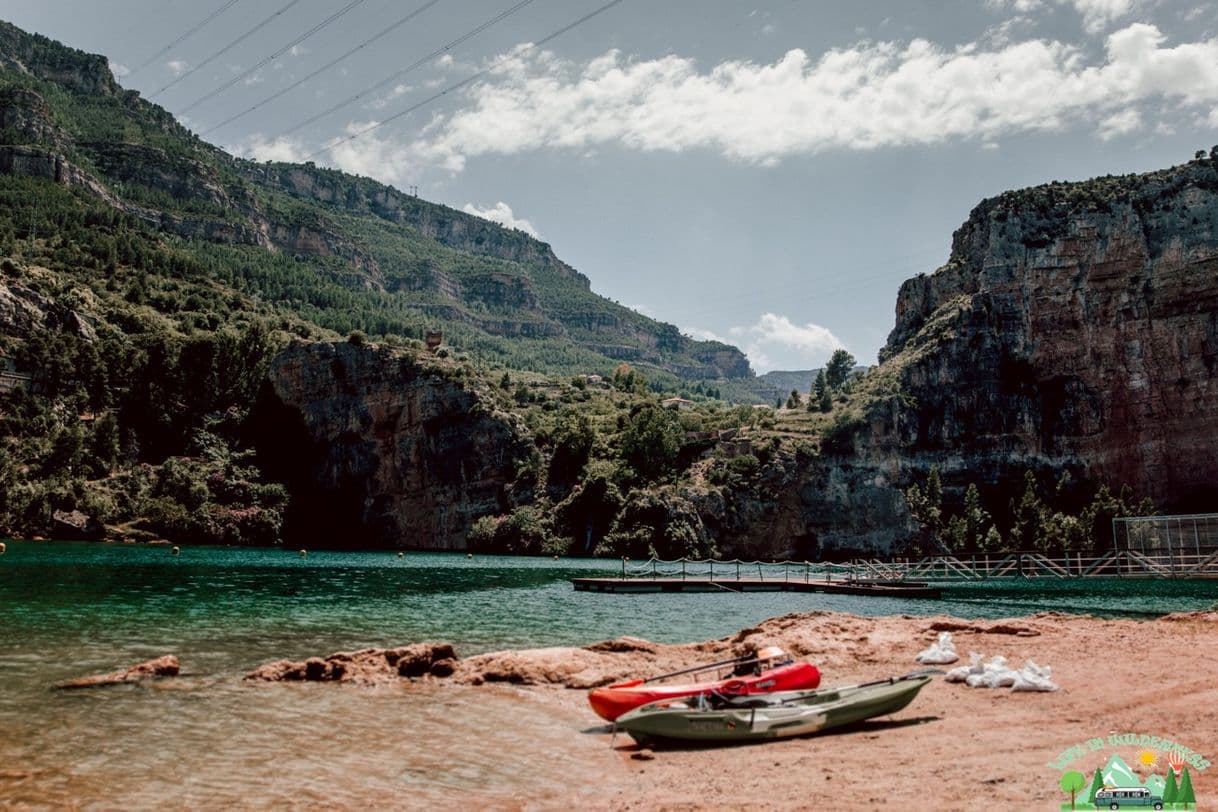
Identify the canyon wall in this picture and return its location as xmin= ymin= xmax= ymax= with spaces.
xmin=788 ymin=157 xmax=1218 ymax=555
xmin=249 ymin=341 xmax=530 ymax=549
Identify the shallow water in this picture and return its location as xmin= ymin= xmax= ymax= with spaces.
xmin=1 ymin=541 xmax=1214 ymax=807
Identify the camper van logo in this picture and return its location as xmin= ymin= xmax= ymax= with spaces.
xmin=1049 ymin=733 xmax=1209 ymax=810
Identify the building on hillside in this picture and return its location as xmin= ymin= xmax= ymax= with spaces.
xmin=661 ymin=397 xmax=695 ymax=411
xmin=425 ymin=330 xmax=443 ymax=352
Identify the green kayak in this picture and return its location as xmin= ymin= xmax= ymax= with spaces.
xmin=615 ymin=672 xmax=934 ymax=746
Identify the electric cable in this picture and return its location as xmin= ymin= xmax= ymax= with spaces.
xmin=180 ymin=0 xmax=371 ymax=116
xmin=153 ymin=0 xmax=304 ymax=97
xmin=199 ymin=0 xmax=445 ymax=137
xmin=276 ymin=0 xmax=540 ymax=141
xmin=304 ymin=0 xmax=626 ymax=161
xmin=128 ymin=0 xmax=243 ymax=76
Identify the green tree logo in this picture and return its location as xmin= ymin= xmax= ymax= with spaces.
xmin=1084 ymin=768 xmax=1104 ymax=806
xmin=1163 ymin=767 xmax=1178 ymax=805
xmin=1060 ymin=770 xmax=1086 ymax=809
xmin=1178 ymin=765 xmax=1196 ymax=809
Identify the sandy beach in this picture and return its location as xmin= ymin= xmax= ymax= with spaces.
xmin=432 ymin=610 xmax=1218 ymax=810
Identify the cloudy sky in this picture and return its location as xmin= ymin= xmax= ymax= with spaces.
xmin=5 ymin=0 xmax=1217 ymax=372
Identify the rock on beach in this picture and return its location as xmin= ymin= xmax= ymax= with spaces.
xmin=56 ymin=654 xmax=180 ymax=689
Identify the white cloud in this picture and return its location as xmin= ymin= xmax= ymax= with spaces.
xmin=1067 ymin=0 xmax=1136 ymax=34
xmin=1098 ymin=107 xmax=1141 ymax=138
xmin=1208 ymin=108 xmax=1218 ymax=127
xmin=726 ymin=313 xmax=844 ymax=373
xmin=233 ymin=134 xmax=307 ymax=163
xmin=166 ymin=60 xmax=188 ymax=76
xmin=370 ymin=84 xmax=413 ymax=110
xmin=460 ymin=201 xmax=541 ymax=238
xmin=320 ymin=121 xmax=425 ymax=185
xmin=109 ymin=60 xmax=130 ymax=78
xmin=985 ymin=0 xmax=1046 ymax=11
xmin=289 ymin=44 xmax=308 ymax=57
xmin=402 ymin=26 xmax=1218 ymax=171
xmin=684 ymin=326 xmax=727 ymax=343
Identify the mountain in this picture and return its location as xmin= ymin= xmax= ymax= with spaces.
xmin=768 ymin=153 xmax=1218 ymax=554
xmin=0 ymin=20 xmax=750 ymax=383
xmin=3 ymin=20 xmax=1216 ymax=554
xmin=757 ymin=370 xmax=814 ymax=397
xmin=1102 ymin=754 xmax=1143 ymax=788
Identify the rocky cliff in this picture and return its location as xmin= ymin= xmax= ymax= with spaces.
xmin=0 ymin=19 xmax=751 ymax=381
xmin=779 ymin=155 xmax=1218 ymax=555
xmin=248 ymin=341 xmax=531 ymax=549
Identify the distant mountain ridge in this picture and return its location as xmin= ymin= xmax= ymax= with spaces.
xmin=0 ymin=19 xmax=751 ymax=382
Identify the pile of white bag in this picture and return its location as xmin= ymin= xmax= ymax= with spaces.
xmin=916 ymin=632 xmax=1058 ymax=692
xmin=943 ymin=651 xmax=1058 ymax=692
xmin=914 ymin=631 xmax=959 ymax=665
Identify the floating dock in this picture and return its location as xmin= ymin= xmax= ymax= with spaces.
xmin=571 ymin=577 xmax=940 ymax=599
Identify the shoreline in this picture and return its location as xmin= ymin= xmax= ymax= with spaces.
xmin=231 ymin=609 xmax=1218 ymax=809
xmin=7 ymin=607 xmax=1218 ymax=808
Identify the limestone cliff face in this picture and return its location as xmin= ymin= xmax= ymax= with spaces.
xmin=809 ymin=158 xmax=1218 ymax=554
xmin=258 ymin=164 xmax=592 ymax=287
xmin=0 ymin=87 xmax=67 ymax=146
xmin=249 ymin=341 xmax=530 ymax=549
xmin=0 ymin=22 xmax=118 ymax=96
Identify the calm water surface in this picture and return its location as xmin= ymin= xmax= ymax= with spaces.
xmin=2 ymin=541 xmax=1215 ymax=807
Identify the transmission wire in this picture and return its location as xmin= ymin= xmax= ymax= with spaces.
xmin=275 ymin=0 xmax=540 ymax=140
xmin=128 ymin=0 xmax=243 ymax=76
xmin=305 ymin=0 xmax=627 ymax=162
xmin=180 ymin=0 xmax=372 ymax=116
xmin=199 ymin=0 xmax=446 ymax=137
xmin=154 ymin=0 xmax=304 ymax=97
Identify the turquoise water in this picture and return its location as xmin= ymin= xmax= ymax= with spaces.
xmin=1 ymin=541 xmax=1215 ymax=806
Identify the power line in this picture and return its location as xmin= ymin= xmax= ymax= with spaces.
xmin=153 ymin=0 xmax=304 ymax=97
xmin=276 ymin=0 xmax=541 ymax=141
xmin=199 ymin=0 xmax=445 ymax=137
xmin=180 ymin=0 xmax=371 ymax=116
xmin=305 ymin=0 xmax=627 ymax=162
xmin=128 ymin=0 xmax=244 ymax=76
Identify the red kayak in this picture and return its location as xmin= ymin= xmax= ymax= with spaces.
xmin=588 ymin=655 xmax=821 ymax=722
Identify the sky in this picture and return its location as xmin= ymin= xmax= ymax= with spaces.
xmin=3 ymin=0 xmax=1217 ymax=372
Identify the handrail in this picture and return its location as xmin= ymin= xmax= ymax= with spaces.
xmin=612 ymin=548 xmax=1218 ymax=582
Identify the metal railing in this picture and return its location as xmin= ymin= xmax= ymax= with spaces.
xmin=616 ymin=549 xmax=1218 ymax=582
xmin=618 ymin=557 xmax=857 ymax=583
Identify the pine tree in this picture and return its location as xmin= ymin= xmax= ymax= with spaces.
xmin=1163 ymin=767 xmax=1178 ymax=804
xmin=1009 ymin=470 xmax=1046 ymax=551
xmin=1084 ymin=768 xmax=1103 ymax=806
xmin=905 ymin=467 xmax=944 ymax=550
xmin=962 ymin=483 xmax=992 ymax=551
xmin=825 ymin=348 xmax=855 ymax=390
xmin=1177 ymin=765 xmax=1195 ymax=808
xmin=813 ymin=369 xmax=828 ymax=400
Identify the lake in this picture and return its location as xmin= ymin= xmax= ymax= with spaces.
xmin=2 ymin=541 xmax=1214 ymax=806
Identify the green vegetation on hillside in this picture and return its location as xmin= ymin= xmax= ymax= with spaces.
xmin=903 ymin=467 xmax=1155 ymax=556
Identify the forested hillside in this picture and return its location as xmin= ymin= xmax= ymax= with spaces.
xmin=0 ymin=19 xmax=761 ymax=546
